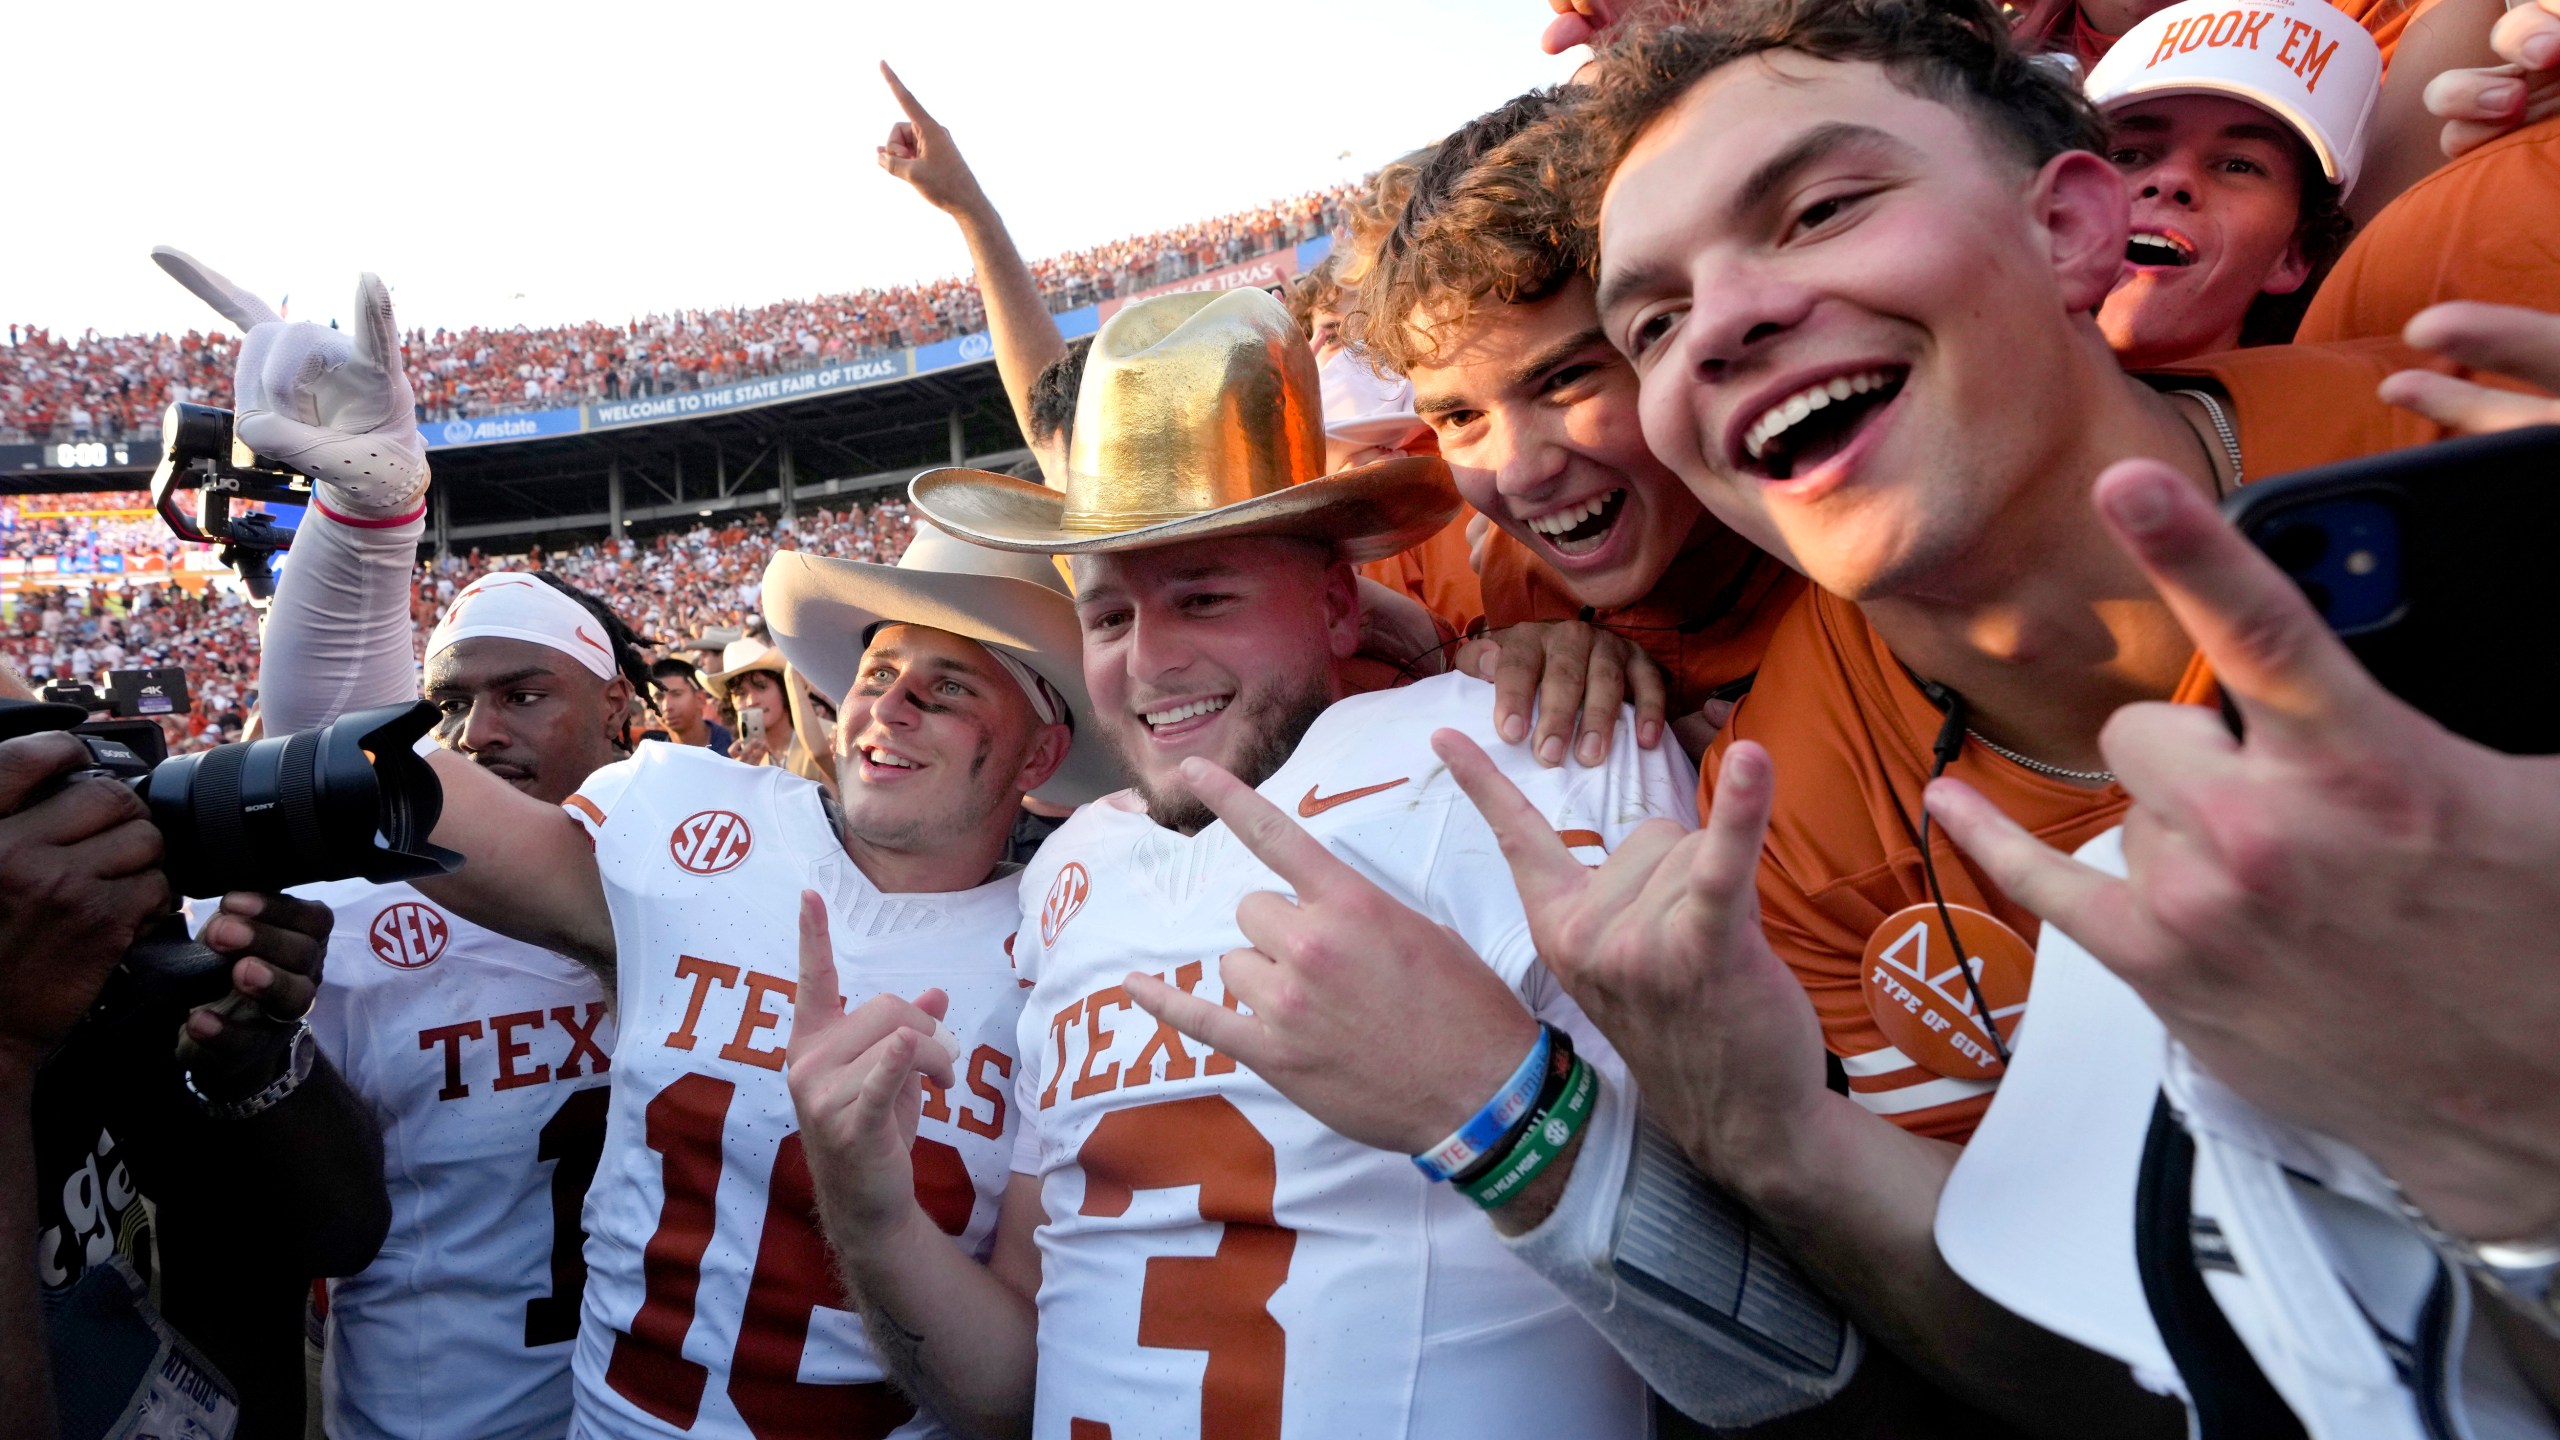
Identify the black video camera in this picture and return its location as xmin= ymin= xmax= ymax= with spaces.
xmin=0 ymin=699 xmax=463 ymax=1006
xmin=149 ymin=401 xmax=311 ymax=601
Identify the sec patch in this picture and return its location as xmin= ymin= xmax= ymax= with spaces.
xmin=369 ymin=901 xmax=451 ymax=970
xmin=669 ymin=810 xmax=754 ymax=875
xmin=1041 ymin=862 xmax=1090 ymax=947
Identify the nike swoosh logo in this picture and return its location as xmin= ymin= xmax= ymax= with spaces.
xmin=1298 ymin=778 xmax=1409 ymax=817
xmin=576 ymin=624 xmax=606 ymax=652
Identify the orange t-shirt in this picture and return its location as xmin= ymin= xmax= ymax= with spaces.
xmin=1361 ymin=510 xmax=1485 ymax=635
xmin=1704 ymin=344 xmax=2448 ymax=1144
xmin=1477 ymin=518 xmax=1807 ymax=717
xmin=2296 ymin=116 xmax=2560 ymax=346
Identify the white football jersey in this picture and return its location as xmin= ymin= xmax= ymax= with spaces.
xmin=563 ymin=742 xmax=1028 ymax=1440
xmin=1010 ymin=673 xmax=1695 ymax=1440
xmin=297 ymin=876 xmax=617 ymax=1440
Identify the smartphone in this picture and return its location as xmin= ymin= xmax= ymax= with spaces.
xmin=739 ymin=705 xmax=767 ymax=749
xmin=2223 ymin=424 xmax=2560 ymax=755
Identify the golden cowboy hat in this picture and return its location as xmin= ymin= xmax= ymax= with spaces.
xmin=909 ymin=288 xmax=1459 ymax=562
xmin=761 ymin=527 xmax=1126 ymax=806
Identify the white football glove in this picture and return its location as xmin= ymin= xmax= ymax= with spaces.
xmin=151 ymin=246 xmax=430 ymax=520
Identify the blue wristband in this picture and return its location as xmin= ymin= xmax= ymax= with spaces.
xmin=1412 ymin=1025 xmax=1553 ymax=1183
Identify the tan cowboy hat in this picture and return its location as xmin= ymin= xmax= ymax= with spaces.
xmin=760 ymin=527 xmax=1124 ymax=806
xmin=700 ymin=636 xmax=786 ymax=707
xmin=908 ymin=287 xmax=1459 ymax=562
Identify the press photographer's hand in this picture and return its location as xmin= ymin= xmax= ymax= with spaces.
xmin=150 ymin=246 xmax=428 ymax=520
xmin=181 ymin=891 xmax=334 ymax=1097
xmin=0 ymin=732 xmax=171 ymax=1076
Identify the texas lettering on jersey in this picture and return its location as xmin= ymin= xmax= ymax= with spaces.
xmin=565 ymin=741 xmax=1029 ymax=1440
xmin=297 ymin=878 xmax=617 ymax=1440
xmin=1009 ymin=675 xmax=1691 ymax=1440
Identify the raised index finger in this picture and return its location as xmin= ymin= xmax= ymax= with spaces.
xmin=1429 ymin=728 xmax=1593 ymax=911
xmin=2092 ymin=457 xmax=2380 ymax=743
xmin=150 ymin=246 xmax=281 ymax=332
xmin=1180 ymin=757 xmax=1368 ymax=902
xmin=878 ymin=62 xmax=937 ymax=128
xmin=794 ymin=890 xmax=842 ymax=1035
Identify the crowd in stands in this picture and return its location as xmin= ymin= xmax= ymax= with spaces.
xmin=0 ymin=493 xmax=198 ymax=564
xmin=416 ymin=498 xmax=917 ymax=658
xmin=0 ymin=326 xmax=234 ymax=446
xmin=0 ymin=583 xmax=260 ymax=752
xmin=0 ymin=491 xmax=915 ymax=754
xmin=2 ymin=185 xmax=1355 ymax=440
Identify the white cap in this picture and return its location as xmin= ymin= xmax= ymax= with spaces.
xmin=2085 ymin=0 xmax=2382 ymax=195
xmin=1317 ymin=347 xmax=1428 ymax=451
xmin=427 ymin=572 xmax=618 ymax=679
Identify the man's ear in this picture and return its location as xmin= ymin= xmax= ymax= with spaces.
xmin=601 ymin=674 xmax=636 ymax=747
xmin=1322 ymin=557 xmax=1364 ymax=661
xmin=2260 ymin=232 xmax=2315 ymax=297
xmin=1014 ymin=720 xmax=1072 ymax=796
xmin=2033 ymin=150 xmax=2133 ymax=315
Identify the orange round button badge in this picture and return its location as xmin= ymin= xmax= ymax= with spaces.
xmin=1859 ymin=903 xmax=2034 ymax=1080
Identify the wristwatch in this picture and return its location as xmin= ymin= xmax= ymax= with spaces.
xmin=2394 ymin=1191 xmax=2560 ymax=1341
xmin=183 ymin=1020 xmax=317 ymax=1122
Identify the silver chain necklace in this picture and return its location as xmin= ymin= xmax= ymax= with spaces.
xmin=2169 ymin=387 xmax=2244 ymax=493
xmin=1964 ymin=727 xmax=2116 ymax=785
xmin=1947 ymin=391 xmax=2241 ymax=790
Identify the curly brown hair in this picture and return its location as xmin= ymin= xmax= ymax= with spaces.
xmin=1343 ymin=88 xmax=1591 ymax=374
xmin=1286 ymin=252 xmax=1344 ymax=341
xmin=1565 ymin=0 xmax=2107 ymax=214
xmin=2239 ymin=175 xmax=2354 ymax=347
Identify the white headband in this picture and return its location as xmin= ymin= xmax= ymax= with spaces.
xmin=428 ymin=573 xmax=619 ymax=680
xmin=859 ymin=618 xmax=1066 ymax=728
xmin=983 ymin=647 xmax=1068 ymax=728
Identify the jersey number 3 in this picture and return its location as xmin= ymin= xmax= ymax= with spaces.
xmin=603 ymin=1072 xmax=976 ymax=1438
xmin=1075 ymin=1096 xmax=1295 ymax=1440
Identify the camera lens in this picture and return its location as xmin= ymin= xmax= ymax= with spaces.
xmin=139 ymin=701 xmax=461 ymax=899
xmin=2263 ymin=522 xmax=2329 ymax=576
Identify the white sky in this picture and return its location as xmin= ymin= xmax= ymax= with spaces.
xmin=7 ymin=1 xmax=1579 ymax=341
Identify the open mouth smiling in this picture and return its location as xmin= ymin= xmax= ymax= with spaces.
xmin=857 ymin=743 xmax=927 ymax=780
xmin=2125 ymin=230 xmax=2197 ymax=269
xmin=1140 ymin=695 xmax=1230 ymax=740
xmin=1521 ymin=488 xmax=1628 ymax=558
xmin=1737 ymin=366 xmax=1908 ymax=482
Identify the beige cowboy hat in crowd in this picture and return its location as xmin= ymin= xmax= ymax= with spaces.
xmin=761 ymin=527 xmax=1124 ymax=806
xmin=908 ymin=288 xmax=1459 ymax=561
xmin=700 ymin=635 xmax=786 ymax=706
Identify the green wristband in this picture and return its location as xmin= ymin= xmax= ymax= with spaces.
xmin=1458 ymin=1053 xmax=1597 ymax=1211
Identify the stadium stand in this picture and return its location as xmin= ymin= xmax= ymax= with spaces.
xmin=3 ymin=185 xmax=1356 ymax=440
xmin=0 ymin=491 xmax=915 ymax=754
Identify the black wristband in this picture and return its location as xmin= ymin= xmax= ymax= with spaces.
xmin=1448 ymin=1025 xmax=1577 ymax=1188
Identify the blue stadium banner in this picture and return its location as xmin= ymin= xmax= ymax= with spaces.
xmin=1295 ymin=234 xmax=1335 ymax=271
xmin=427 ymin=407 xmax=586 ymax=449
xmin=585 ymin=353 xmax=915 ymax=430
xmin=910 ymin=310 xmax=1092 ymax=374
xmin=911 ymin=330 xmax=997 ymax=377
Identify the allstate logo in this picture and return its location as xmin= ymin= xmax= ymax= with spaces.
xmin=957 ymin=332 xmax=994 ymax=362
xmin=441 ymin=420 xmax=477 ymax=445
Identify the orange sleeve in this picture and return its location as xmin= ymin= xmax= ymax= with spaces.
xmin=2297 ymin=117 xmax=2560 ymax=346
xmin=1360 ymin=510 xmax=1485 ymax=634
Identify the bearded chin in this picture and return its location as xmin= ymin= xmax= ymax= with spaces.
xmin=1126 ymin=672 xmax=1335 ymax=835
